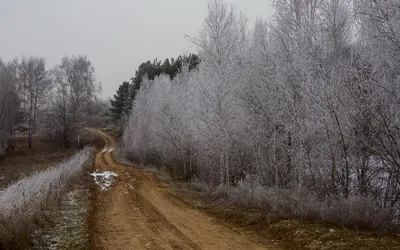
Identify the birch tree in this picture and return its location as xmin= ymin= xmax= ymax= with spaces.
xmin=52 ymin=55 xmax=100 ymax=148
xmin=119 ymin=0 xmax=400 ymax=226
xmin=18 ymin=56 xmax=52 ymax=148
xmin=0 ymin=58 xmax=20 ymax=159
xmin=187 ymin=0 xmax=248 ymax=185
xmin=353 ymin=0 xmax=400 ymax=205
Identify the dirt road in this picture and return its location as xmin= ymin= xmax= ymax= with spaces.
xmin=89 ymin=129 xmax=279 ymax=250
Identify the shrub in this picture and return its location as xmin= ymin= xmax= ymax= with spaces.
xmin=194 ymin=180 xmax=399 ymax=230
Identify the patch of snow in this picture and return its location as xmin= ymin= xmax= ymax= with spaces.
xmin=90 ymin=171 xmax=118 ymax=190
xmin=100 ymin=146 xmax=115 ymax=153
xmin=0 ymin=176 xmax=4 ymax=180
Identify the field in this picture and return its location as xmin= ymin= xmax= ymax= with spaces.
xmin=0 ymin=137 xmax=77 ymax=189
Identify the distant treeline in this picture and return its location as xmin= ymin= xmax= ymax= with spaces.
xmin=0 ymin=55 xmax=105 ymax=159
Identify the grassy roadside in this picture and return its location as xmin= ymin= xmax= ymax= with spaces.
xmin=136 ymin=166 xmax=400 ymax=249
xmin=170 ymin=182 xmax=400 ymax=250
xmin=31 ymin=165 xmax=93 ymax=250
xmin=0 ymin=133 xmax=102 ymax=250
xmin=0 ymin=137 xmax=77 ymax=189
xmin=115 ymin=134 xmax=400 ymax=249
xmin=39 ymin=131 xmax=104 ymax=250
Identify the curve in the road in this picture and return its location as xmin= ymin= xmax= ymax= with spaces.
xmin=89 ymin=129 xmax=280 ymax=250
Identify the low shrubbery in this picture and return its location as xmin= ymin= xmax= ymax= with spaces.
xmin=191 ymin=179 xmax=399 ymax=231
xmin=0 ymin=147 xmax=93 ymax=249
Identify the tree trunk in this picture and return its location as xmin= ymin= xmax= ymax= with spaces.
xmin=0 ymin=140 xmax=4 ymax=161
xmin=77 ymin=130 xmax=80 ymax=148
xmin=63 ymin=127 xmax=70 ymax=149
xmin=219 ymin=152 xmax=225 ymax=185
xmin=28 ymin=133 xmax=32 ymax=149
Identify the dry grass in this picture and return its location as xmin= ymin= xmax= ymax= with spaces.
xmin=0 ymin=132 xmax=103 ymax=189
xmin=205 ymin=182 xmax=397 ymax=230
xmin=31 ymin=180 xmax=92 ymax=250
xmin=0 ymin=147 xmax=93 ymax=250
xmin=0 ymin=137 xmax=77 ymax=189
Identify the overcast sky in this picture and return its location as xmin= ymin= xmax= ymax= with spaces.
xmin=0 ymin=0 xmax=274 ymax=98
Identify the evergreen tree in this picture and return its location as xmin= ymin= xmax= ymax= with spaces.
xmin=110 ymin=54 xmax=200 ymax=124
xmin=130 ymin=54 xmax=200 ymax=101
xmin=109 ymin=81 xmax=131 ymax=121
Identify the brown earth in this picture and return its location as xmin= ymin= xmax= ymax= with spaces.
xmin=88 ymin=129 xmax=280 ymax=250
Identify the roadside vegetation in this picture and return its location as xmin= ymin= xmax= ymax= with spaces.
xmin=0 ymin=52 xmax=105 ymax=248
xmin=0 ymin=147 xmax=93 ymax=250
xmin=0 ymin=137 xmax=77 ymax=189
xmin=117 ymin=0 xmax=400 ymax=236
xmin=175 ymin=184 xmax=400 ymax=249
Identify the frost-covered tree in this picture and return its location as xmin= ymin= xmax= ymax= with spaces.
xmin=120 ymin=0 xmax=400 ymax=228
xmin=18 ymin=56 xmax=52 ymax=148
xmin=352 ymin=0 xmax=400 ymax=205
xmin=186 ymin=0 xmax=250 ymax=185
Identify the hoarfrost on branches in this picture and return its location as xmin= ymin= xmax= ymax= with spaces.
xmin=120 ymin=0 xmax=400 ymax=228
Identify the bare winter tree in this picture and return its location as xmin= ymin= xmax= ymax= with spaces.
xmin=18 ymin=56 xmax=52 ymax=148
xmin=0 ymin=58 xmax=20 ymax=159
xmin=51 ymin=55 xmax=100 ymax=148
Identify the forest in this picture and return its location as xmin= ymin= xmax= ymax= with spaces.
xmin=117 ymin=0 xmax=400 ymax=229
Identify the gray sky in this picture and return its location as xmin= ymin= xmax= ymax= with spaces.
xmin=0 ymin=0 xmax=274 ymax=98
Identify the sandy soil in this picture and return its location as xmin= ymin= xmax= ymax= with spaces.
xmin=88 ymin=129 xmax=280 ymax=250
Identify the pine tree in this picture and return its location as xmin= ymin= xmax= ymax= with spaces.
xmin=109 ymin=81 xmax=131 ymax=121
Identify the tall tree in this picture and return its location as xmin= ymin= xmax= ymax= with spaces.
xmin=18 ymin=56 xmax=52 ymax=148
xmin=52 ymin=55 xmax=100 ymax=148
xmin=0 ymin=58 xmax=20 ymax=159
xmin=192 ymin=0 xmax=248 ymax=185
xmin=109 ymin=81 xmax=132 ymax=122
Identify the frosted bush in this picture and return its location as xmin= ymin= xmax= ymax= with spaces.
xmin=0 ymin=147 xmax=93 ymax=249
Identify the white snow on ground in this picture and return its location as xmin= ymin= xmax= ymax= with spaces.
xmin=100 ymin=147 xmax=113 ymax=153
xmin=90 ymin=171 xmax=119 ymax=190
